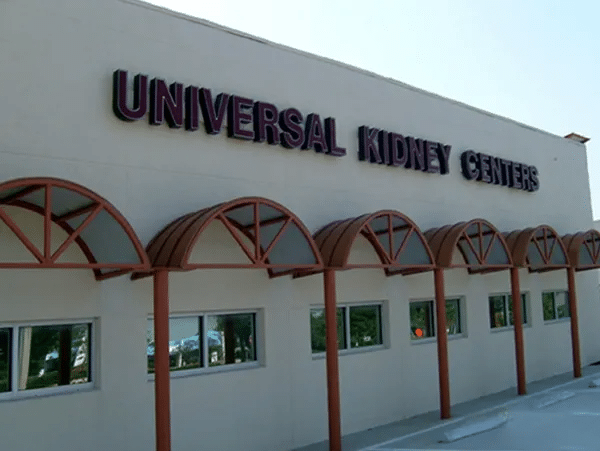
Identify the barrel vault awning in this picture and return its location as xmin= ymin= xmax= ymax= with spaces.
xmin=136 ymin=197 xmax=323 ymax=277
xmin=563 ymin=229 xmax=600 ymax=271
xmin=0 ymin=177 xmax=149 ymax=279
xmin=504 ymin=225 xmax=569 ymax=272
xmin=425 ymin=219 xmax=513 ymax=272
xmin=306 ymin=210 xmax=435 ymax=275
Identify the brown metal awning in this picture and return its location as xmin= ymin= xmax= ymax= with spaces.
xmin=425 ymin=219 xmax=513 ymax=272
xmin=563 ymin=229 xmax=600 ymax=271
xmin=307 ymin=210 xmax=435 ymax=274
xmin=505 ymin=225 xmax=569 ymax=272
xmin=136 ymin=197 xmax=323 ymax=277
xmin=0 ymin=177 xmax=149 ymax=279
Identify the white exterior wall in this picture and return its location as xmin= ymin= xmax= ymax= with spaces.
xmin=0 ymin=0 xmax=598 ymax=450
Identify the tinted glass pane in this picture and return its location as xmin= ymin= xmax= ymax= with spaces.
xmin=147 ymin=317 xmax=202 ymax=374
xmin=207 ymin=313 xmax=256 ymax=366
xmin=410 ymin=301 xmax=434 ymax=339
xmin=310 ymin=307 xmax=345 ymax=353
xmin=542 ymin=292 xmax=556 ymax=321
xmin=555 ymin=292 xmax=570 ymax=318
xmin=397 ymin=232 xmax=432 ymax=265
xmin=18 ymin=323 xmax=91 ymax=390
xmin=508 ymin=293 xmax=528 ymax=325
xmin=489 ymin=295 xmax=507 ymax=328
xmin=446 ymin=299 xmax=461 ymax=335
xmin=349 ymin=305 xmax=382 ymax=348
xmin=0 ymin=328 xmax=10 ymax=392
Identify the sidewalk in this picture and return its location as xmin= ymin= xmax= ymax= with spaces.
xmin=294 ymin=365 xmax=600 ymax=451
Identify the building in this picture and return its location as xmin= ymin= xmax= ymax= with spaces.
xmin=1 ymin=1 xmax=599 ymax=450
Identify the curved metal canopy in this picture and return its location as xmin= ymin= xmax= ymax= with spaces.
xmin=140 ymin=197 xmax=323 ymax=277
xmin=425 ymin=219 xmax=512 ymax=272
xmin=310 ymin=210 xmax=435 ymax=275
xmin=0 ymin=177 xmax=150 ymax=279
xmin=562 ymin=229 xmax=600 ymax=271
xmin=504 ymin=225 xmax=569 ymax=272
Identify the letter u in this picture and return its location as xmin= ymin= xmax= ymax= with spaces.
xmin=113 ymin=69 xmax=148 ymax=121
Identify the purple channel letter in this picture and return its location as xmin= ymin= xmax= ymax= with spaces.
xmin=228 ymin=95 xmax=254 ymax=140
xmin=113 ymin=70 xmax=148 ymax=121
xmin=253 ymin=102 xmax=280 ymax=145
xmin=279 ymin=108 xmax=304 ymax=148
xmin=358 ymin=126 xmax=381 ymax=163
xmin=149 ymin=78 xmax=184 ymax=128
xmin=199 ymin=88 xmax=229 ymax=135
xmin=303 ymin=114 xmax=328 ymax=152
xmin=325 ymin=118 xmax=346 ymax=157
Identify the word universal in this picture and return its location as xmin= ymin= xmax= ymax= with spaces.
xmin=113 ymin=70 xmax=346 ymax=156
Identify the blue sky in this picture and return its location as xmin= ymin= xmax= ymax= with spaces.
xmin=146 ymin=0 xmax=600 ymax=219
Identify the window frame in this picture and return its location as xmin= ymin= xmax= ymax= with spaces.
xmin=409 ymin=297 xmax=466 ymax=343
xmin=147 ymin=309 xmax=262 ymax=380
xmin=542 ymin=290 xmax=570 ymax=323
xmin=488 ymin=292 xmax=530 ymax=331
xmin=310 ymin=301 xmax=386 ymax=358
xmin=0 ymin=318 xmax=95 ymax=401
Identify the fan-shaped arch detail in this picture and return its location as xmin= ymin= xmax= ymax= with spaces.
xmin=0 ymin=177 xmax=149 ymax=279
xmin=425 ymin=219 xmax=512 ymax=271
xmin=140 ymin=197 xmax=323 ymax=277
xmin=311 ymin=210 xmax=435 ymax=274
xmin=563 ymin=229 xmax=600 ymax=271
xmin=504 ymin=225 xmax=569 ymax=271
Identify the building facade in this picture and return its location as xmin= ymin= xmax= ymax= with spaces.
xmin=0 ymin=1 xmax=598 ymax=450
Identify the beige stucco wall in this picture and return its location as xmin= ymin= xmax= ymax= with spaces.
xmin=0 ymin=0 xmax=598 ymax=450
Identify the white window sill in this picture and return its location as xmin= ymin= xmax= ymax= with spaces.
xmin=544 ymin=317 xmax=571 ymax=325
xmin=311 ymin=344 xmax=387 ymax=360
xmin=490 ymin=323 xmax=532 ymax=333
xmin=0 ymin=382 xmax=96 ymax=403
xmin=147 ymin=361 xmax=261 ymax=381
xmin=410 ymin=333 xmax=467 ymax=345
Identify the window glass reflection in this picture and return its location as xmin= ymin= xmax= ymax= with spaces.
xmin=147 ymin=317 xmax=202 ymax=373
xmin=18 ymin=324 xmax=90 ymax=390
xmin=310 ymin=307 xmax=345 ymax=353
xmin=410 ymin=301 xmax=434 ymax=339
xmin=0 ymin=328 xmax=10 ymax=392
xmin=207 ymin=314 xmax=256 ymax=366
xmin=349 ymin=305 xmax=382 ymax=348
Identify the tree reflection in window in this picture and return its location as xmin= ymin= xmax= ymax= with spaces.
xmin=207 ymin=313 xmax=256 ymax=367
xmin=0 ymin=329 xmax=10 ymax=392
xmin=18 ymin=324 xmax=90 ymax=390
xmin=543 ymin=291 xmax=569 ymax=321
xmin=410 ymin=299 xmax=463 ymax=340
xmin=310 ymin=304 xmax=382 ymax=353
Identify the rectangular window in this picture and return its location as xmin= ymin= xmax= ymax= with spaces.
xmin=0 ymin=321 xmax=92 ymax=397
xmin=147 ymin=312 xmax=257 ymax=374
xmin=310 ymin=303 xmax=383 ymax=354
xmin=0 ymin=328 xmax=11 ymax=393
xmin=489 ymin=293 xmax=528 ymax=329
xmin=410 ymin=301 xmax=435 ymax=339
xmin=410 ymin=298 xmax=463 ymax=340
xmin=542 ymin=291 xmax=570 ymax=321
xmin=207 ymin=313 xmax=256 ymax=367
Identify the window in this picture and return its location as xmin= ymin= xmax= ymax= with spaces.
xmin=147 ymin=312 xmax=257 ymax=374
xmin=310 ymin=303 xmax=383 ymax=354
xmin=489 ymin=293 xmax=528 ymax=328
xmin=542 ymin=291 xmax=570 ymax=321
xmin=0 ymin=321 xmax=92 ymax=397
xmin=410 ymin=298 xmax=463 ymax=340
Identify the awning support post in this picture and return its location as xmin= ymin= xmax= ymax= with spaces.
xmin=510 ymin=267 xmax=527 ymax=395
xmin=154 ymin=270 xmax=171 ymax=451
xmin=324 ymin=269 xmax=342 ymax=451
xmin=567 ymin=267 xmax=582 ymax=378
xmin=434 ymin=267 xmax=451 ymax=419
